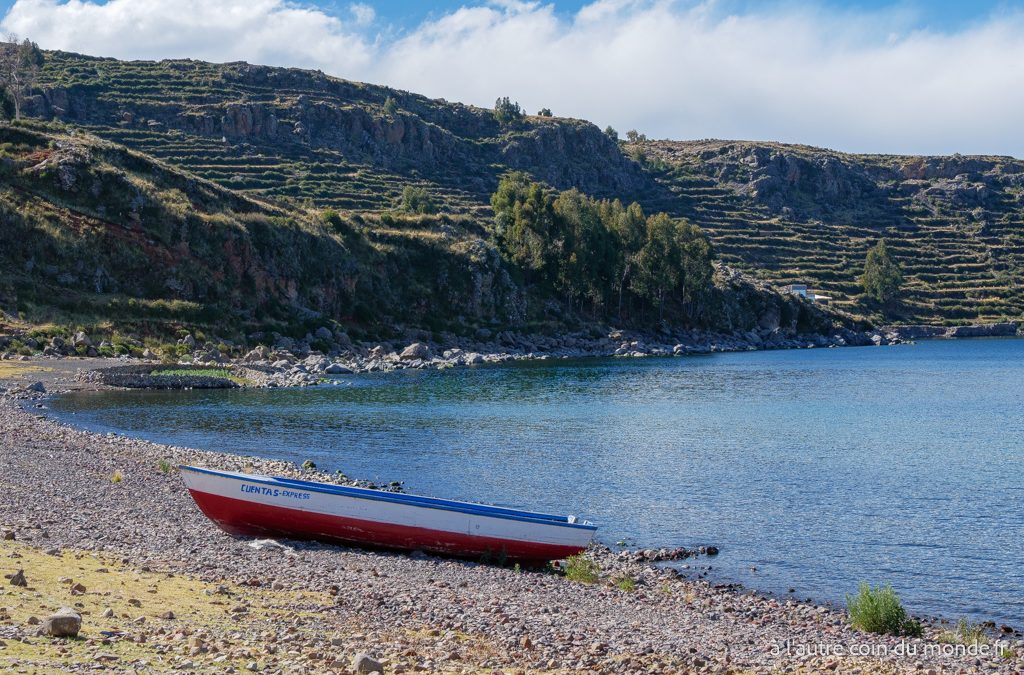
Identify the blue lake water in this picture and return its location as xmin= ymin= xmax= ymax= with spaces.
xmin=49 ymin=339 xmax=1024 ymax=625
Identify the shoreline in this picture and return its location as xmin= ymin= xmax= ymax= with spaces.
xmin=2 ymin=362 xmax=1023 ymax=672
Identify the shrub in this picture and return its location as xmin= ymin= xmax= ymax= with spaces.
xmin=301 ymin=459 xmax=317 ymax=470
xmin=321 ymin=208 xmax=344 ymax=232
xmin=493 ymin=96 xmax=523 ymax=125
xmin=382 ymin=96 xmax=397 ymax=116
xmin=111 ymin=469 xmax=124 ymax=483
xmin=604 ymin=125 xmax=618 ymax=142
xmin=537 ymin=107 xmax=552 ymax=117
xmin=158 ymin=459 xmax=173 ymax=475
xmin=937 ymin=618 xmax=989 ymax=645
xmin=399 ymin=185 xmax=436 ymax=215
xmin=563 ymin=554 xmax=599 ymax=584
xmin=613 ymin=576 xmax=637 ymax=592
xmin=846 ymin=583 xmax=921 ymax=636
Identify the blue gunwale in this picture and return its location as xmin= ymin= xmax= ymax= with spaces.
xmin=180 ymin=465 xmax=598 ymax=531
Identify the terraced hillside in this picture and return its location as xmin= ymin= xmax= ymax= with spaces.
xmin=25 ymin=51 xmax=655 ymax=217
xmin=0 ymin=121 xmax=527 ymax=341
xmin=14 ymin=50 xmax=1024 ymax=326
xmin=639 ymin=141 xmax=1024 ymax=324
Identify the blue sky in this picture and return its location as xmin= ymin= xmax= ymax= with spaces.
xmin=3 ymin=1 xmax=1024 ymax=156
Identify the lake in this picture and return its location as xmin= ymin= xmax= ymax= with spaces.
xmin=49 ymin=338 xmax=1024 ymax=626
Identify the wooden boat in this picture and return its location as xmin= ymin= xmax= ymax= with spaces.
xmin=180 ymin=466 xmax=596 ymax=563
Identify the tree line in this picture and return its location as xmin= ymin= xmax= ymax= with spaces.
xmin=491 ymin=172 xmax=714 ymax=323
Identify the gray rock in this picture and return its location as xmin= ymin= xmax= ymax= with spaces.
xmin=314 ymin=326 xmax=334 ymax=341
xmin=399 ymin=342 xmax=430 ymax=361
xmin=72 ymin=331 xmax=91 ymax=347
xmin=325 ymin=363 xmax=352 ymax=374
xmin=42 ymin=607 xmax=82 ymax=637
xmin=26 ymin=381 xmax=46 ymax=393
xmin=353 ymin=653 xmax=383 ymax=674
xmin=8 ymin=569 xmax=26 ymax=586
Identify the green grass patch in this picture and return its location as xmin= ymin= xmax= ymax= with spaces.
xmin=613 ymin=576 xmax=637 ymax=592
xmin=937 ymin=618 xmax=989 ymax=646
xmin=150 ymin=368 xmax=251 ymax=386
xmin=563 ymin=554 xmax=600 ymax=584
xmin=846 ymin=583 xmax=922 ymax=637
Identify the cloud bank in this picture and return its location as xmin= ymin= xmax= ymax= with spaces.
xmin=4 ymin=0 xmax=1024 ymax=157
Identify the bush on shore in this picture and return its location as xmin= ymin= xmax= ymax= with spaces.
xmin=563 ymin=554 xmax=599 ymax=584
xmin=846 ymin=583 xmax=922 ymax=636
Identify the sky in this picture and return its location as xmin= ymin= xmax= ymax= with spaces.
xmin=2 ymin=0 xmax=1023 ymax=157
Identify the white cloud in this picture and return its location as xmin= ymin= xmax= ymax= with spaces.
xmin=1 ymin=0 xmax=374 ymax=71
xmin=4 ymin=0 xmax=1024 ymax=157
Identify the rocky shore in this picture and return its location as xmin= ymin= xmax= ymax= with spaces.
xmin=4 ymin=322 xmax=913 ymax=390
xmin=1 ymin=364 xmax=1022 ymax=673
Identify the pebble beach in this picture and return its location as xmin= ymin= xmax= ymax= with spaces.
xmin=1 ymin=360 xmax=1022 ymax=674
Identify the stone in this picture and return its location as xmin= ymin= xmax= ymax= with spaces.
xmin=26 ymin=381 xmax=46 ymax=393
xmin=353 ymin=653 xmax=384 ymax=674
xmin=8 ymin=569 xmax=26 ymax=586
xmin=325 ymin=363 xmax=352 ymax=374
xmin=314 ymin=326 xmax=334 ymax=341
xmin=72 ymin=331 xmax=92 ymax=347
xmin=143 ymin=348 xmax=156 ymax=360
xmin=2 ymin=530 xmax=14 ymax=541
xmin=42 ymin=607 xmax=82 ymax=637
xmin=399 ymin=342 xmax=430 ymax=361
xmin=157 ymin=610 xmax=176 ymax=620
xmin=101 ymin=608 xmax=114 ymax=618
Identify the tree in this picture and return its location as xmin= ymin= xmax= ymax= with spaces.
xmin=537 ymin=107 xmax=552 ymax=117
xmin=860 ymin=239 xmax=903 ymax=303
xmin=603 ymin=125 xmax=618 ymax=142
xmin=633 ymin=214 xmax=681 ymax=321
xmin=399 ymin=185 xmax=436 ymax=214
xmin=382 ymin=96 xmax=397 ymax=116
xmin=493 ymin=96 xmax=523 ymax=125
xmin=674 ymin=221 xmax=714 ymax=318
xmin=610 ymin=201 xmax=646 ymax=318
xmin=625 ymin=129 xmax=647 ymax=143
xmin=553 ymin=189 xmax=617 ymax=311
xmin=0 ymin=36 xmax=43 ymax=120
xmin=492 ymin=172 xmax=558 ymax=278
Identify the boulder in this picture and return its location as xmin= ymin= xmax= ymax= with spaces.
xmin=42 ymin=607 xmax=82 ymax=638
xmin=314 ymin=326 xmax=334 ymax=341
xmin=353 ymin=653 xmax=384 ymax=674
xmin=325 ymin=363 xmax=352 ymax=374
xmin=26 ymin=381 xmax=46 ymax=393
xmin=72 ymin=331 xmax=92 ymax=348
xmin=8 ymin=569 xmax=27 ymax=586
xmin=399 ymin=342 xmax=431 ymax=361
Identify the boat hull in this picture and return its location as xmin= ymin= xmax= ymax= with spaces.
xmin=181 ymin=466 xmax=595 ymax=563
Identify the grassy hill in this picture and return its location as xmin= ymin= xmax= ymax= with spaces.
xmin=635 ymin=140 xmax=1024 ymax=325
xmin=5 ymin=49 xmax=1023 ymax=339
xmin=1 ymin=119 xmax=840 ymax=351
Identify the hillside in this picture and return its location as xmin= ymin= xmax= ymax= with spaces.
xmin=637 ymin=140 xmax=1024 ymax=324
xmin=5 ymin=48 xmax=1023 ymax=336
xmin=25 ymin=51 xmax=656 ymax=215
xmin=0 ymin=120 xmax=841 ymax=352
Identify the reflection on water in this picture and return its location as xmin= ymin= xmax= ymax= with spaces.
xmin=50 ymin=339 xmax=1024 ymax=624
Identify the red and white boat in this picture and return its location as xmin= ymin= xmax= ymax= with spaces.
xmin=180 ymin=466 xmax=596 ymax=563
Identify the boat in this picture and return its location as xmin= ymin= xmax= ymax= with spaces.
xmin=180 ymin=465 xmax=597 ymax=563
